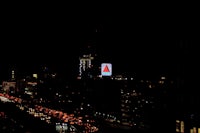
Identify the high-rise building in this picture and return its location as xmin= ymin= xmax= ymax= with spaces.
xmin=176 ymin=40 xmax=198 ymax=111
xmin=79 ymin=54 xmax=94 ymax=78
xmin=78 ymin=43 xmax=99 ymax=79
xmin=120 ymin=78 xmax=150 ymax=129
xmin=176 ymin=120 xmax=185 ymax=133
xmin=8 ymin=65 xmax=17 ymax=81
xmin=11 ymin=70 xmax=15 ymax=81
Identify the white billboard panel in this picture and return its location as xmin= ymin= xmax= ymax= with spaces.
xmin=101 ymin=63 xmax=112 ymax=76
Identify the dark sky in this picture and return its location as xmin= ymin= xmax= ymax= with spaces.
xmin=0 ymin=7 xmax=199 ymax=79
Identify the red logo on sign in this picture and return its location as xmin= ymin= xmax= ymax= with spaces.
xmin=103 ymin=65 xmax=110 ymax=72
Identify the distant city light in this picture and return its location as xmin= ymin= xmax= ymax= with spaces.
xmin=161 ymin=76 xmax=166 ymax=80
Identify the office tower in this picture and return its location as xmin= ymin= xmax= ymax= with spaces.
xmin=11 ymin=70 xmax=15 ymax=81
xmin=79 ymin=54 xmax=94 ymax=78
xmin=120 ymin=79 xmax=142 ymax=128
xmin=78 ymin=44 xmax=98 ymax=79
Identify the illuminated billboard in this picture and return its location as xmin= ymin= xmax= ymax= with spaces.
xmin=101 ymin=63 xmax=112 ymax=76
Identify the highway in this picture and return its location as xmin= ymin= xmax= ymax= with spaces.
xmin=0 ymin=93 xmax=98 ymax=133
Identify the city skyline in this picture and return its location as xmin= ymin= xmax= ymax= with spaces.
xmin=1 ymin=8 xmax=198 ymax=81
xmin=0 ymin=39 xmax=196 ymax=80
xmin=1 ymin=6 xmax=200 ymax=132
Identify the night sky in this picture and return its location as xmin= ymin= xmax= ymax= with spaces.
xmin=0 ymin=7 xmax=199 ymax=80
